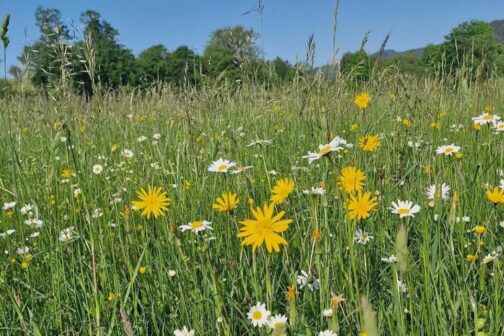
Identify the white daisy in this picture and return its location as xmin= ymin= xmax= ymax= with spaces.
xmin=92 ymin=208 xmax=103 ymax=218
xmin=173 ymin=326 xmax=194 ymax=336
xmin=2 ymin=201 xmax=16 ymax=210
xmin=179 ymin=220 xmax=212 ymax=233
xmin=0 ymin=229 xmax=16 ymax=238
xmin=247 ymin=302 xmax=270 ymax=328
xmin=297 ymin=270 xmax=320 ymax=291
xmin=425 ymin=183 xmax=450 ymax=201
xmin=20 ymin=204 xmax=33 ymax=216
xmin=407 ymin=140 xmax=421 ymax=149
xmin=121 ymin=149 xmax=134 ymax=158
xmin=59 ymin=227 xmax=79 ymax=242
xmin=302 ymin=187 xmax=326 ymax=196
xmin=322 ymin=308 xmax=333 ymax=317
xmin=137 ymin=135 xmax=147 ymax=143
xmin=247 ymin=139 xmax=273 ymax=147
xmin=73 ymin=187 xmax=82 ymax=198
xmin=303 ymin=136 xmax=348 ymax=164
xmin=24 ymin=218 xmax=44 ymax=229
xmin=397 ymin=280 xmax=408 ymax=293
xmin=208 ymin=158 xmax=236 ymax=173
xmin=472 ymin=113 xmax=501 ymax=125
xmin=319 ymin=330 xmax=337 ymax=336
xmin=268 ymin=313 xmax=287 ymax=330
xmin=499 ymin=179 xmax=504 ymax=190
xmin=354 ymin=229 xmax=373 ymax=245
xmin=482 ymin=252 xmax=499 ymax=264
xmin=390 ymin=200 xmax=421 ymax=218
xmin=381 ymin=255 xmax=398 ymax=263
xmin=16 ymin=246 xmax=30 ymax=255
xmin=493 ymin=121 xmax=504 ymax=132
xmin=153 ymin=133 xmax=162 ymax=140
xmin=92 ymin=164 xmax=104 ymax=175
xmin=435 ymin=144 xmax=460 ymax=156
xmin=455 ymin=216 xmax=471 ymax=223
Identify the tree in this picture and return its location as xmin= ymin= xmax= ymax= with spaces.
xmin=165 ymin=46 xmax=201 ymax=85
xmin=340 ymin=51 xmax=372 ymax=82
xmin=79 ymin=10 xmax=136 ymax=89
xmin=136 ymin=44 xmax=169 ymax=84
xmin=383 ymin=52 xmax=425 ymax=76
xmin=422 ymin=44 xmax=443 ymax=66
xmin=424 ymin=21 xmax=504 ymax=78
xmin=20 ymin=7 xmax=72 ymax=88
xmin=203 ymin=26 xmax=260 ymax=81
xmin=8 ymin=65 xmax=22 ymax=80
xmin=270 ymin=57 xmax=295 ymax=81
xmin=205 ymin=26 xmax=259 ymax=61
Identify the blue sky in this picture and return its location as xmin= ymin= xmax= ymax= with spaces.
xmin=1 ymin=0 xmax=503 ymax=69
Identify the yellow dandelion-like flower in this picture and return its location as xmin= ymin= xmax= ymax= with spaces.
xmin=345 ymin=191 xmax=378 ymax=221
xmin=212 ymin=192 xmax=239 ymax=213
xmin=402 ymin=118 xmax=412 ymax=127
xmin=271 ymin=178 xmax=295 ymax=204
xmin=60 ymin=169 xmax=75 ymax=179
xmin=354 ymin=92 xmax=371 ymax=109
xmin=358 ymin=135 xmax=380 ymax=152
xmin=132 ymin=186 xmax=171 ymax=219
xmin=237 ymin=202 xmax=292 ymax=253
xmin=330 ymin=293 xmax=346 ymax=308
xmin=486 ymin=187 xmax=504 ymax=205
xmin=338 ymin=166 xmax=366 ymax=194
xmin=286 ymin=286 xmax=296 ymax=302
xmin=107 ymin=293 xmax=116 ymax=302
xmin=473 ymin=226 xmax=486 ymax=234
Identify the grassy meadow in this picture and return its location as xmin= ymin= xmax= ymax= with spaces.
xmin=0 ymin=75 xmax=503 ymax=335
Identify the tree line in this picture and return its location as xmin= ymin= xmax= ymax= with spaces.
xmin=340 ymin=20 xmax=504 ymax=83
xmin=12 ymin=7 xmax=297 ymax=95
xmin=4 ymin=8 xmax=504 ymax=96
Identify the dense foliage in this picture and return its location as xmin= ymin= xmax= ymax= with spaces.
xmin=341 ymin=21 xmax=504 ymax=82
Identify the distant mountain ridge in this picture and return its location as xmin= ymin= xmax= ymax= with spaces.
xmin=376 ymin=19 xmax=504 ymax=58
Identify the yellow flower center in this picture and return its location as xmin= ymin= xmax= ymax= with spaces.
xmin=483 ymin=114 xmax=493 ymax=120
xmin=252 ymin=311 xmax=262 ymax=320
xmin=273 ymin=322 xmax=283 ymax=329
xmin=217 ymin=164 xmax=228 ymax=171
xmin=360 ymin=233 xmax=368 ymax=240
xmin=191 ymin=221 xmax=204 ymax=229
xmin=444 ymin=148 xmax=454 ymax=153
xmin=318 ymin=145 xmax=332 ymax=156
xmin=398 ymin=208 xmax=410 ymax=215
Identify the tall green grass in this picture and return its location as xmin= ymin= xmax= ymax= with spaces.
xmin=0 ymin=72 xmax=503 ymax=335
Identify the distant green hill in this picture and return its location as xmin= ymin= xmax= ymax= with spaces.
xmin=376 ymin=19 xmax=504 ymax=58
